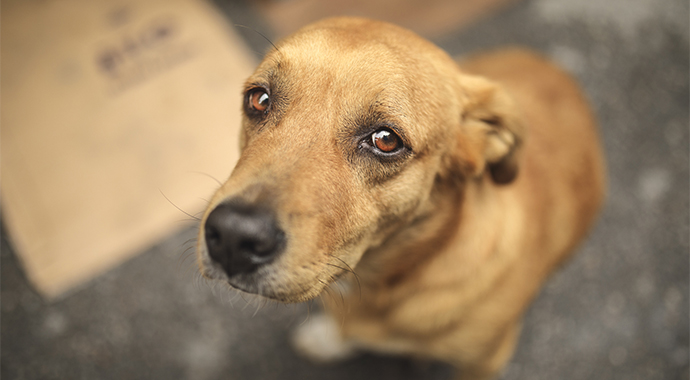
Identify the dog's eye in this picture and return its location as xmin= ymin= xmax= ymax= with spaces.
xmin=248 ymin=89 xmax=270 ymax=113
xmin=371 ymin=128 xmax=402 ymax=153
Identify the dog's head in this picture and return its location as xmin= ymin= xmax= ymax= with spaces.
xmin=196 ymin=18 xmax=523 ymax=302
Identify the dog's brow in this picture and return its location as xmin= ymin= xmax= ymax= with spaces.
xmin=346 ymin=100 xmax=411 ymax=148
xmin=247 ymin=56 xmax=284 ymax=86
xmin=351 ymin=102 xmax=393 ymax=130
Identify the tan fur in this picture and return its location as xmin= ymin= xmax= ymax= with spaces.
xmin=196 ymin=17 xmax=605 ymax=380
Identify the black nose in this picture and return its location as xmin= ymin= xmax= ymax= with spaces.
xmin=204 ymin=201 xmax=286 ymax=277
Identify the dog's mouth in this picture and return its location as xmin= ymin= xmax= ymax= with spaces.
xmin=197 ymin=215 xmax=353 ymax=303
xmin=199 ymin=251 xmax=344 ymax=303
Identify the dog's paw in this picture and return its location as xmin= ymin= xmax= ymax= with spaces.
xmin=291 ymin=314 xmax=356 ymax=363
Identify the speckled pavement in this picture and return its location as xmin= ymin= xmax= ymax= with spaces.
xmin=2 ymin=0 xmax=688 ymax=379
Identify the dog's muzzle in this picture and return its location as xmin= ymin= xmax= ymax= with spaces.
xmin=203 ymin=200 xmax=286 ymax=277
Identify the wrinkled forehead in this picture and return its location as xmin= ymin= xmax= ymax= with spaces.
xmin=254 ymin=30 xmax=414 ymax=101
xmin=288 ymin=30 xmax=404 ymax=74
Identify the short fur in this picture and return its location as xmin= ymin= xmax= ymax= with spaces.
xmin=196 ymin=17 xmax=605 ymax=380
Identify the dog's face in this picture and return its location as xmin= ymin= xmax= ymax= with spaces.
xmin=196 ymin=18 xmax=522 ymax=302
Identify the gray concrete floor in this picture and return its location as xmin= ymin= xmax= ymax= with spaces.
xmin=2 ymin=0 xmax=688 ymax=379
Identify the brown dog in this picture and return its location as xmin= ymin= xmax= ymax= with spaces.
xmin=196 ymin=17 xmax=605 ymax=380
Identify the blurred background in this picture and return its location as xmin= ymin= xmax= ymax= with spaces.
xmin=1 ymin=0 xmax=688 ymax=379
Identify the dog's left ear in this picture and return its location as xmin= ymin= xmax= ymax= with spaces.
xmin=455 ymin=74 xmax=525 ymax=185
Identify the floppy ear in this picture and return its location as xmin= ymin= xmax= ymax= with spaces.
xmin=455 ymin=74 xmax=524 ymax=185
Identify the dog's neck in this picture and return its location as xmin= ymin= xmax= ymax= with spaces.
xmin=355 ymin=176 xmax=469 ymax=289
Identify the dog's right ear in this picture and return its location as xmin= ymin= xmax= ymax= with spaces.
xmin=451 ymin=74 xmax=525 ymax=185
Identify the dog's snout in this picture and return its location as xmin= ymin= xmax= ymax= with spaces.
xmin=204 ymin=202 xmax=285 ymax=276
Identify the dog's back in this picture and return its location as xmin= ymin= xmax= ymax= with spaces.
xmin=410 ymin=49 xmax=605 ymax=377
xmin=460 ymin=48 xmax=606 ymax=269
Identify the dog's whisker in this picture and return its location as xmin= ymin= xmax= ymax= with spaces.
xmin=319 ymin=281 xmax=338 ymax=308
xmin=197 ymin=273 xmax=208 ymax=290
xmin=182 ymin=262 xmax=200 ymax=278
xmin=220 ymin=286 xmax=239 ymax=308
xmin=329 ymin=255 xmax=363 ymax=300
xmin=233 ymin=24 xmax=281 ymax=55
xmin=176 ymin=253 xmax=192 ymax=270
xmin=179 ymin=251 xmax=196 ymax=266
xmin=251 ymin=298 xmax=266 ymax=318
xmin=300 ymin=299 xmax=313 ymax=326
xmin=317 ymin=274 xmax=346 ymax=311
xmin=240 ymin=293 xmax=252 ymax=311
xmin=175 ymin=243 xmax=199 ymax=275
xmin=192 ymin=270 xmax=205 ymax=289
xmin=179 ymin=261 xmax=195 ymax=272
xmin=182 ymin=237 xmax=198 ymax=246
xmin=325 ymin=262 xmax=348 ymax=273
xmin=215 ymin=283 xmax=232 ymax=305
xmin=327 ymin=275 xmax=346 ymax=308
xmin=191 ymin=271 xmax=200 ymax=289
xmin=180 ymin=260 xmax=197 ymax=274
xmin=177 ymin=246 xmax=196 ymax=265
xmin=180 ymin=244 xmax=195 ymax=256
xmin=332 ymin=256 xmax=360 ymax=279
xmin=171 ymin=218 xmax=200 ymax=225
xmin=159 ymin=189 xmax=201 ymax=221
xmin=207 ymin=280 xmax=217 ymax=298
xmin=216 ymin=282 xmax=233 ymax=304
xmin=189 ymin=170 xmax=224 ymax=187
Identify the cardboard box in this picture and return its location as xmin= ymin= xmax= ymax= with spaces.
xmin=1 ymin=0 xmax=255 ymax=299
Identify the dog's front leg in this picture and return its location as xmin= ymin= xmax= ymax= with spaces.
xmin=451 ymin=322 xmax=522 ymax=380
xmin=291 ymin=313 xmax=357 ymax=362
